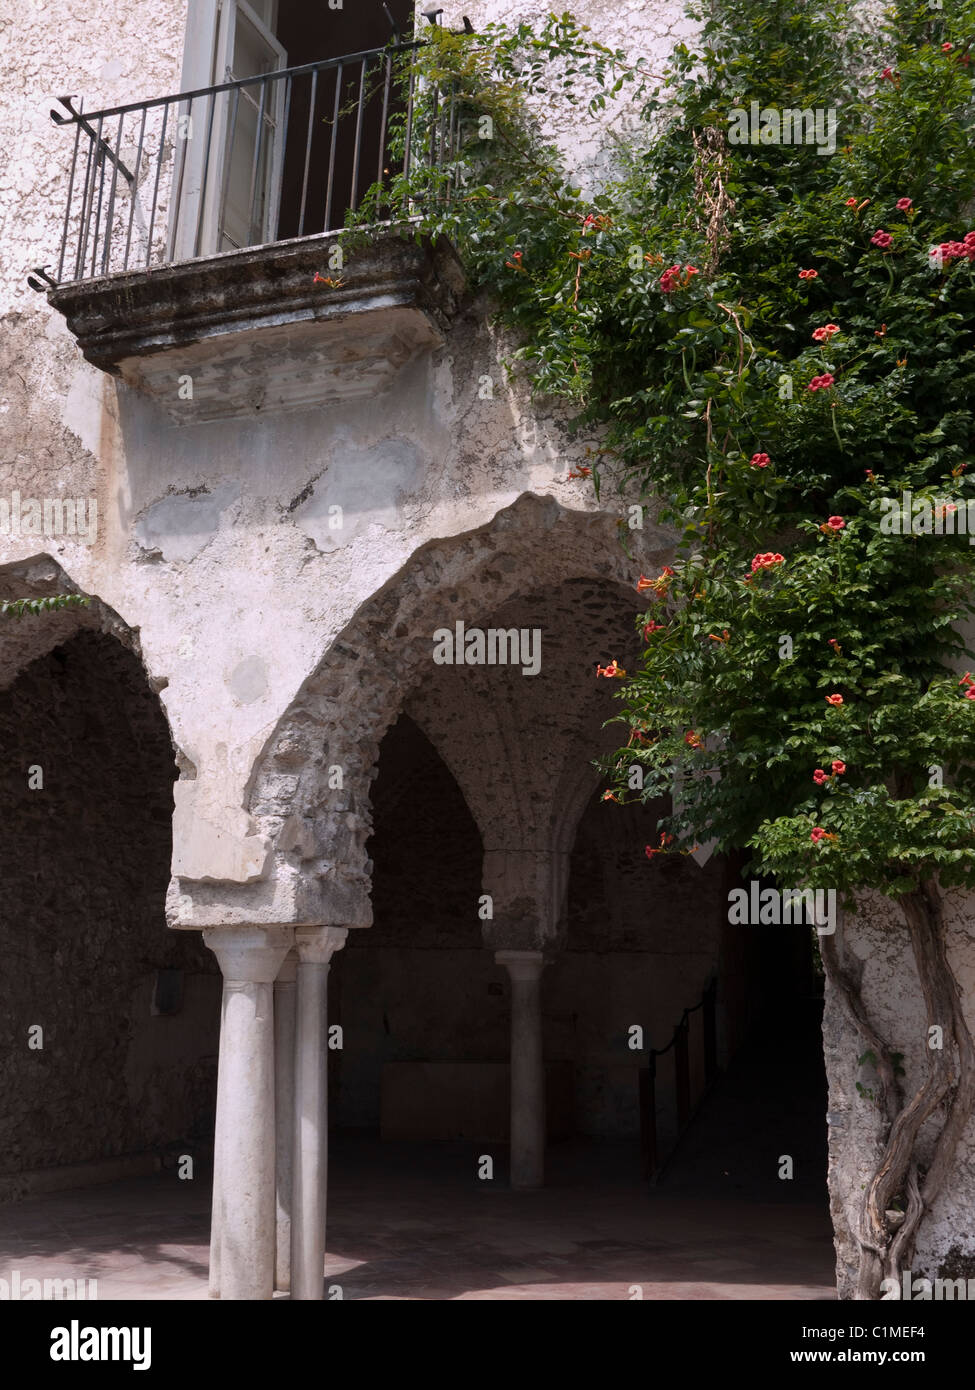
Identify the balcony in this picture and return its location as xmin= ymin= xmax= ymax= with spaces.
xmin=35 ymin=42 xmax=464 ymax=420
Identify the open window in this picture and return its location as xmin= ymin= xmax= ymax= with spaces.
xmin=210 ymin=0 xmax=288 ymax=252
xmin=172 ymin=0 xmax=415 ymax=261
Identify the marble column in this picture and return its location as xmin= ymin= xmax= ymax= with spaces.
xmin=207 ymin=982 xmax=229 ymax=1299
xmin=273 ymin=949 xmax=298 ymax=1293
xmin=291 ymin=926 xmax=347 ymax=1301
xmin=204 ymin=925 xmax=293 ymax=1301
xmin=496 ymin=950 xmax=547 ymax=1189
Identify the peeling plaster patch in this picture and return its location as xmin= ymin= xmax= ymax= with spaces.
xmin=135 ymin=482 xmax=240 ymax=562
xmin=431 ymin=358 xmax=455 ymax=423
xmin=228 ymin=655 xmax=269 ymax=705
xmin=293 ymin=439 xmax=422 ymax=550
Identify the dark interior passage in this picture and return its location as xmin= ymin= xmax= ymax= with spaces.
xmin=0 ymin=632 xmax=220 ymax=1185
xmin=337 ymin=709 xmax=828 ymax=1219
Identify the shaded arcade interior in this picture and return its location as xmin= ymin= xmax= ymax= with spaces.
xmin=0 ymin=588 xmax=829 ymax=1293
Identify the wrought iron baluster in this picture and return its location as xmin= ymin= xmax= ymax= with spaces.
xmin=122 ymin=104 xmax=147 ymax=272
xmin=401 ymin=59 xmax=416 ymax=212
xmin=57 ymin=118 xmax=82 ymax=284
xmin=74 ymin=126 xmax=97 ymax=281
xmin=349 ymin=57 xmax=368 ymax=214
xmin=246 ymin=76 xmax=269 ymax=247
xmin=88 ymin=116 xmax=108 ymax=278
xmin=192 ymin=92 xmax=218 ymax=259
xmin=298 ymin=67 xmax=318 ymax=237
xmin=144 ymin=99 xmax=170 ymax=269
xmin=100 ymin=111 xmax=125 ymax=275
xmin=273 ymin=69 xmax=293 ymax=244
xmin=323 ymin=63 xmax=343 ymax=232
xmin=216 ymin=86 xmax=242 ymax=251
xmin=377 ymin=51 xmax=393 ymax=202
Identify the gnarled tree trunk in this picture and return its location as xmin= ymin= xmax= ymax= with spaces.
xmin=822 ymin=882 xmax=975 ymax=1300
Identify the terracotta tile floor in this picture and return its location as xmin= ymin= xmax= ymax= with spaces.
xmin=0 ymin=1138 xmax=836 ymax=1300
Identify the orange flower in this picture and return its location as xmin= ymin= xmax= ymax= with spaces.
xmin=567 ymin=466 xmax=592 ymax=480
xmin=684 ymin=730 xmax=703 ymax=749
xmin=636 ymin=566 xmax=675 ymax=597
xmin=826 ymin=694 xmax=844 ymax=706
xmin=596 ymin=660 xmax=626 ymax=679
xmin=708 ymin=630 xmax=730 ymax=643
xmin=602 ymin=790 xmax=620 ymax=803
xmin=645 ymin=831 xmax=675 ymax=859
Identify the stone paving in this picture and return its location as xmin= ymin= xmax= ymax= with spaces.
xmin=0 ymin=1138 xmax=836 ymax=1301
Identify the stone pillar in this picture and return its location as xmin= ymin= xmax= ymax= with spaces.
xmin=207 ymin=983 xmax=228 ymax=1299
xmin=496 ymin=950 xmax=547 ymax=1189
xmin=291 ymin=926 xmax=348 ymax=1301
xmin=273 ymin=950 xmax=298 ymax=1293
xmin=204 ymin=925 xmax=293 ymax=1301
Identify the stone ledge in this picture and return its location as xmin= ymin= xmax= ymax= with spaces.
xmin=48 ymin=229 xmax=466 ymax=423
xmin=0 ymin=1152 xmax=162 ymax=1202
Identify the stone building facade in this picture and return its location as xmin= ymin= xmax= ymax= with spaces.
xmin=1 ymin=0 xmax=973 ymax=1299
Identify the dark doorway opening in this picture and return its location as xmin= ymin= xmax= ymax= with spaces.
xmin=273 ymin=0 xmax=415 ymax=236
xmin=0 ymin=631 xmax=220 ymax=1183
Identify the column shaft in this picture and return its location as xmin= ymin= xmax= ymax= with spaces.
xmin=274 ymin=951 xmax=298 ymax=1293
xmin=205 ymin=926 xmax=292 ymax=1301
xmin=497 ymin=951 xmax=546 ymax=1190
xmin=291 ymin=927 xmax=347 ymax=1301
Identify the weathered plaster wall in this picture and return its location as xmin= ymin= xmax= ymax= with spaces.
xmin=461 ymin=0 xmax=694 ymax=192
xmin=0 ymin=0 xmax=188 ymax=597
xmin=0 ymin=630 xmax=220 ymax=1182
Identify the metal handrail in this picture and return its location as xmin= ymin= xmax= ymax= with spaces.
xmin=640 ymin=977 xmax=719 ymax=1183
xmin=49 ymin=42 xmax=423 ymax=127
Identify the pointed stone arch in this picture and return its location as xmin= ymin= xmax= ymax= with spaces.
xmin=0 ymin=553 xmax=219 ymax=1191
xmin=223 ymin=493 xmax=667 ymax=932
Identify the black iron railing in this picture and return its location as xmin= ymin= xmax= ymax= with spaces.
xmin=31 ymin=41 xmax=458 ymax=291
xmin=639 ymin=977 xmax=718 ymax=1183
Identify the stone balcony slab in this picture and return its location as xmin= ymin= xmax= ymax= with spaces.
xmin=48 ymin=230 xmax=464 ymax=423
